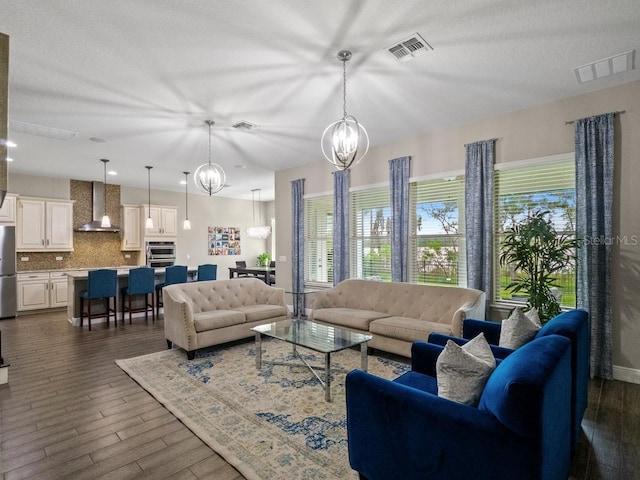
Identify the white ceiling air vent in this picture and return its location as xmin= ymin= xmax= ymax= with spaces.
xmin=9 ymin=120 xmax=77 ymax=140
xmin=232 ymin=121 xmax=259 ymax=132
xmin=386 ymin=33 xmax=433 ymax=63
xmin=574 ymin=50 xmax=635 ymax=84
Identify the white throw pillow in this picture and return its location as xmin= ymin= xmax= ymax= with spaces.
xmin=499 ymin=307 xmax=541 ymax=349
xmin=436 ymin=333 xmax=497 ymax=406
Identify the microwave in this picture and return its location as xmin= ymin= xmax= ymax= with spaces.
xmin=146 ymin=241 xmax=176 ymax=268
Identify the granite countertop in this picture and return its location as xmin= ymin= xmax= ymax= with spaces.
xmin=65 ymin=266 xmax=197 ymax=278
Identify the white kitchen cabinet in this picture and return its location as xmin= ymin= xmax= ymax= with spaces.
xmin=0 ymin=194 xmax=17 ymax=224
xmin=16 ymin=197 xmax=74 ymax=251
xmin=142 ymin=205 xmax=177 ymax=238
xmin=49 ymin=272 xmax=69 ymax=308
xmin=18 ymin=271 xmax=70 ymax=311
xmin=121 ymin=204 xmax=142 ymax=250
xmin=17 ymin=273 xmax=50 ymax=311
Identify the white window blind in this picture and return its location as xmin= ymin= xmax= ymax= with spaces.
xmin=304 ymin=195 xmax=333 ymax=284
xmin=350 ymin=186 xmax=392 ymax=281
xmin=494 ymin=158 xmax=576 ymax=306
xmin=409 ymin=176 xmax=466 ymax=286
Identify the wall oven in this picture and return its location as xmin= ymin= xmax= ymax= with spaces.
xmin=146 ymin=241 xmax=176 ymax=268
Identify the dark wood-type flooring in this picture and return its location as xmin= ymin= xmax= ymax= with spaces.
xmin=1 ymin=311 xmax=639 ymax=479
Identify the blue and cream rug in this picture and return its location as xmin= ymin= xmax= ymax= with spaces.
xmin=116 ymin=339 xmax=409 ymax=480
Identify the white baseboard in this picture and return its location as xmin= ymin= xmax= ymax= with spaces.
xmin=612 ymin=365 xmax=640 ymax=384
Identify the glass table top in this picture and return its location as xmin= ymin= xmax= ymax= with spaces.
xmin=251 ymin=319 xmax=372 ymax=354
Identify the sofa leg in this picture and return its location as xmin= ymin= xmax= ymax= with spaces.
xmin=187 ymin=350 xmax=196 ymax=360
xmin=166 ymin=340 xmax=172 ymax=349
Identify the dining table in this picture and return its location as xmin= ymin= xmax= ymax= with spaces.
xmin=228 ymin=265 xmax=275 ymax=285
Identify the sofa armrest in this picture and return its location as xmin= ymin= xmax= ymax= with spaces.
xmin=163 ymin=287 xmax=197 ymax=351
xmin=346 ymin=370 xmax=530 ymax=480
xmin=463 ymin=319 xmax=502 ymax=345
xmin=450 ymin=291 xmax=486 ymax=336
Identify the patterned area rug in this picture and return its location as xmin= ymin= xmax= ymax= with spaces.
xmin=116 ymin=338 xmax=409 ymax=480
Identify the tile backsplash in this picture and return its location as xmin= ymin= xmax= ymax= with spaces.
xmin=16 ymin=180 xmax=140 ymax=271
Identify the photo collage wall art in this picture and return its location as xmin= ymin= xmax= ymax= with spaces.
xmin=208 ymin=226 xmax=241 ymax=255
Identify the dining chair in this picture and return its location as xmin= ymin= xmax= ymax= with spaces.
xmin=121 ymin=267 xmax=155 ymax=324
xmin=79 ymin=269 xmax=118 ymax=331
xmin=197 ymin=264 xmax=218 ymax=281
xmin=268 ymin=260 xmax=276 ymax=285
xmin=156 ymin=265 xmax=188 ymax=318
xmin=235 ymin=260 xmax=250 ymax=277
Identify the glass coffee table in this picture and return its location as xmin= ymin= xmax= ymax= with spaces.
xmin=251 ymin=319 xmax=372 ymax=402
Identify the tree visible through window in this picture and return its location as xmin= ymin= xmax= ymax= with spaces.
xmin=494 ymin=159 xmax=576 ymax=307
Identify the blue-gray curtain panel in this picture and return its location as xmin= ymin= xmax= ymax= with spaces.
xmin=333 ymin=169 xmax=350 ymax=286
xmin=465 ymin=139 xmax=495 ymax=317
xmin=575 ymin=113 xmax=614 ymax=379
xmin=291 ymin=178 xmax=305 ymax=317
xmin=390 ymin=156 xmax=410 ymax=282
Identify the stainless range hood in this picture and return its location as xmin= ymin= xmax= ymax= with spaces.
xmin=76 ymin=182 xmax=120 ymax=232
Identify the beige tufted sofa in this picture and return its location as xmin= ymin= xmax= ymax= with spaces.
xmin=309 ymin=279 xmax=486 ymax=357
xmin=163 ymin=278 xmax=289 ymax=359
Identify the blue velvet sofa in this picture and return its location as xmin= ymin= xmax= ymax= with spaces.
xmin=345 ymin=335 xmax=572 ymax=480
xmin=428 ymin=308 xmax=589 ymax=452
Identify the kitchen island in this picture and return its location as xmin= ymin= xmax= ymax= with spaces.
xmin=66 ymin=266 xmax=197 ymax=326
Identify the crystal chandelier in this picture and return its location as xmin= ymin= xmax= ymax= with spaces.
xmin=194 ymin=120 xmax=226 ymax=195
xmin=321 ymin=50 xmax=369 ymax=170
xmin=246 ymin=188 xmax=271 ymax=239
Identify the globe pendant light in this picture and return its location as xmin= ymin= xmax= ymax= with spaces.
xmin=194 ymin=120 xmax=226 ymax=195
xmin=246 ymin=188 xmax=271 ymax=239
xmin=145 ymin=166 xmax=154 ymax=229
xmin=100 ymin=158 xmax=111 ymax=228
xmin=321 ymin=50 xmax=369 ymax=170
xmin=183 ymin=171 xmax=191 ymax=230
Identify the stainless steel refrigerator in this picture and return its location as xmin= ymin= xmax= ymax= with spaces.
xmin=0 ymin=225 xmax=16 ymax=318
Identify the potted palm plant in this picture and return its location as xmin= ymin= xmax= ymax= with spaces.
xmin=499 ymin=210 xmax=578 ymax=322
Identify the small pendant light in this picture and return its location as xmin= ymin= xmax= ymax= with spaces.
xmin=183 ymin=171 xmax=191 ymax=230
xmin=100 ymin=159 xmax=111 ymax=228
xmin=145 ymin=166 xmax=154 ymax=229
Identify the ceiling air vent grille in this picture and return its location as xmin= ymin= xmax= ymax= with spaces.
xmin=9 ymin=120 xmax=77 ymax=140
xmin=386 ymin=33 xmax=433 ymax=63
xmin=232 ymin=121 xmax=259 ymax=131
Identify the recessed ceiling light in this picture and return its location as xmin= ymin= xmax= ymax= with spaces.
xmin=6 ymin=157 xmax=13 ymax=162
xmin=108 ymin=170 xmax=117 ymax=175
xmin=4 ymin=140 xmax=17 ymax=148
xmin=180 ymin=180 xmax=187 ymax=185
xmin=574 ymin=49 xmax=635 ymax=84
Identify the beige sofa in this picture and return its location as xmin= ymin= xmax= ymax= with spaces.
xmin=163 ymin=278 xmax=289 ymax=359
xmin=309 ymin=279 xmax=485 ymax=357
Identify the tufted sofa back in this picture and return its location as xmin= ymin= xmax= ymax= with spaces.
xmin=163 ymin=277 xmax=286 ymax=313
xmin=311 ymin=279 xmax=485 ymax=324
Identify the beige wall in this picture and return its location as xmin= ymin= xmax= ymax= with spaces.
xmin=274 ymin=79 xmax=640 ymax=379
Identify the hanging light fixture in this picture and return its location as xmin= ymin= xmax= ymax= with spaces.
xmin=246 ymin=188 xmax=271 ymax=239
xmin=183 ymin=171 xmax=191 ymax=230
xmin=100 ymin=159 xmax=111 ymax=228
xmin=145 ymin=166 xmax=154 ymax=229
xmin=321 ymin=50 xmax=369 ymax=170
xmin=194 ymin=119 xmax=226 ymax=195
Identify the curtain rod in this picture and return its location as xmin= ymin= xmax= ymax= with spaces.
xmin=463 ymin=138 xmax=498 ymax=147
xmin=565 ymin=110 xmax=625 ymax=125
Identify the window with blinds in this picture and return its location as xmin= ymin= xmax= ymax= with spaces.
xmin=409 ymin=175 xmax=466 ymax=286
xmin=494 ymin=157 xmax=576 ymax=307
xmin=350 ymin=186 xmax=392 ymax=281
xmin=304 ymin=195 xmax=333 ymax=285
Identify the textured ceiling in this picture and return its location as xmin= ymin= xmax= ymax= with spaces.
xmin=1 ymin=0 xmax=640 ymax=201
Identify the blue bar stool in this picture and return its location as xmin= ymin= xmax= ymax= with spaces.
xmin=197 ymin=264 xmax=217 ymax=281
xmin=121 ymin=267 xmax=155 ymax=324
xmin=79 ymin=269 xmax=118 ymax=331
xmin=155 ymin=265 xmax=188 ymax=318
